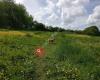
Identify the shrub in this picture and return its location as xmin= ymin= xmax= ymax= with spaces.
xmin=0 ymin=64 xmax=7 ymax=72
xmin=25 ymin=33 xmax=33 ymax=37
xmin=24 ymin=69 xmax=36 ymax=80
xmin=11 ymin=55 xmax=26 ymax=65
xmin=83 ymin=26 xmax=100 ymax=36
xmin=44 ymin=62 xmax=80 ymax=80
xmin=0 ymin=64 xmax=8 ymax=80
xmin=89 ymin=67 xmax=100 ymax=80
xmin=0 ymin=72 xmax=7 ymax=80
xmin=0 ymin=51 xmax=6 ymax=56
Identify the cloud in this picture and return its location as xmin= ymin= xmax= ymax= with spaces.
xmin=87 ymin=5 xmax=100 ymax=26
xmin=57 ymin=0 xmax=89 ymax=7
xmin=31 ymin=0 xmax=89 ymax=28
xmin=57 ymin=0 xmax=89 ymax=25
xmin=60 ymin=6 xmax=86 ymax=25
xmin=15 ymin=0 xmax=100 ymax=29
xmin=33 ymin=0 xmax=60 ymax=26
xmin=15 ymin=0 xmax=24 ymax=3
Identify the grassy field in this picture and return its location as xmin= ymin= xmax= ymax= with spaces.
xmin=0 ymin=30 xmax=100 ymax=80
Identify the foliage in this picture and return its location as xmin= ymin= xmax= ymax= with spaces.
xmin=89 ymin=67 xmax=100 ymax=80
xmin=45 ymin=62 xmax=80 ymax=80
xmin=0 ymin=0 xmax=33 ymax=30
xmin=47 ymin=26 xmax=66 ymax=32
xmin=0 ymin=30 xmax=100 ymax=80
xmin=32 ymin=21 xmax=46 ymax=31
xmin=0 ymin=0 xmax=66 ymax=31
xmin=25 ymin=33 xmax=33 ymax=37
xmin=83 ymin=26 xmax=100 ymax=36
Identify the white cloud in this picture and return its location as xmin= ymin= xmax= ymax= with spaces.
xmin=72 ymin=0 xmax=89 ymax=6
xmin=17 ymin=0 xmax=100 ymax=29
xmin=32 ymin=0 xmax=89 ymax=27
xmin=33 ymin=0 xmax=60 ymax=25
xmin=57 ymin=0 xmax=88 ymax=25
xmin=87 ymin=5 xmax=100 ymax=26
xmin=15 ymin=0 xmax=24 ymax=3
xmin=57 ymin=0 xmax=89 ymax=7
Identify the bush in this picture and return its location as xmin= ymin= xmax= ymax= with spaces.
xmin=24 ymin=69 xmax=36 ymax=80
xmin=0 ymin=64 xmax=8 ymax=80
xmin=0 ymin=64 xmax=7 ymax=72
xmin=0 ymin=72 xmax=7 ymax=80
xmin=89 ymin=67 xmax=100 ymax=80
xmin=83 ymin=26 xmax=100 ymax=36
xmin=11 ymin=55 xmax=26 ymax=65
xmin=44 ymin=62 xmax=80 ymax=80
xmin=25 ymin=33 xmax=33 ymax=37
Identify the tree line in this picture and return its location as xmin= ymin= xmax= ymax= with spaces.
xmin=0 ymin=0 xmax=33 ymax=29
xmin=67 ymin=26 xmax=100 ymax=36
xmin=0 ymin=0 xmax=100 ymax=36
xmin=0 ymin=0 xmax=65 ymax=32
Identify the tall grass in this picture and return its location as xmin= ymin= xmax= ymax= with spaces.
xmin=0 ymin=31 xmax=100 ymax=80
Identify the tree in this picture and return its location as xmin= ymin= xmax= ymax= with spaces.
xmin=0 ymin=0 xmax=66 ymax=31
xmin=33 ymin=21 xmax=46 ymax=31
xmin=83 ymin=26 xmax=100 ymax=36
xmin=0 ymin=0 xmax=34 ymax=30
xmin=46 ymin=26 xmax=65 ymax=32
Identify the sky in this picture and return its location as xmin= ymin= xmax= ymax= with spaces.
xmin=15 ymin=0 xmax=100 ymax=30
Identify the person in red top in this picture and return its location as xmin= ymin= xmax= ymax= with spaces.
xmin=35 ymin=47 xmax=45 ymax=57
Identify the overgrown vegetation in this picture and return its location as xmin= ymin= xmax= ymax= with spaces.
xmin=0 ymin=0 xmax=65 ymax=31
xmin=0 ymin=0 xmax=100 ymax=80
xmin=0 ymin=0 xmax=33 ymax=30
xmin=0 ymin=31 xmax=99 ymax=80
xmin=83 ymin=26 xmax=100 ymax=36
xmin=1 ymin=0 xmax=100 ymax=35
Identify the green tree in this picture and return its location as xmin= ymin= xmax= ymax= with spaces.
xmin=33 ymin=21 xmax=46 ymax=31
xmin=83 ymin=26 xmax=100 ymax=36
xmin=0 ymin=0 xmax=34 ymax=30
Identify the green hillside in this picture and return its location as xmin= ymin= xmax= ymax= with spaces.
xmin=0 ymin=30 xmax=100 ymax=80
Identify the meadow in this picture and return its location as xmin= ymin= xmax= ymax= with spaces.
xmin=0 ymin=30 xmax=100 ymax=80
